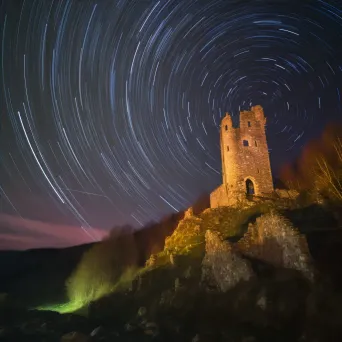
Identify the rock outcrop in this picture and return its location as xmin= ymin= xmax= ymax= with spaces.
xmin=237 ymin=212 xmax=313 ymax=279
xmin=202 ymin=230 xmax=253 ymax=292
xmin=184 ymin=207 xmax=194 ymax=218
xmin=164 ymin=214 xmax=203 ymax=255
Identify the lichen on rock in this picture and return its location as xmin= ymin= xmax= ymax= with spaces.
xmin=201 ymin=230 xmax=253 ymax=292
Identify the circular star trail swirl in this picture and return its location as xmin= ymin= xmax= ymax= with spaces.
xmin=1 ymin=0 xmax=342 ymax=237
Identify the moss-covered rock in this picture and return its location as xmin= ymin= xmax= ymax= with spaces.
xmin=163 ymin=203 xmax=275 ymax=257
xmin=164 ymin=215 xmax=204 ymax=255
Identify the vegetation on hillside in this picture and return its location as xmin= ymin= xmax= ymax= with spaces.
xmin=281 ymin=123 xmax=342 ymax=206
xmin=64 ymin=235 xmax=139 ymax=313
xmin=38 ymin=228 xmax=142 ymax=313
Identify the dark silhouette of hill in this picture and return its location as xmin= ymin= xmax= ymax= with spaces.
xmin=0 ymin=243 xmax=95 ymax=306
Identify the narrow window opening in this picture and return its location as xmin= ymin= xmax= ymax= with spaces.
xmin=225 ymin=125 xmax=228 ymax=131
xmin=257 ymin=168 xmax=260 ymax=173
xmin=246 ymin=179 xmax=255 ymax=195
xmin=227 ymin=146 xmax=229 ymax=151
xmin=255 ymin=140 xmax=258 ymax=147
xmin=243 ymin=140 xmax=249 ymax=147
xmin=248 ymin=121 xmax=251 ymax=127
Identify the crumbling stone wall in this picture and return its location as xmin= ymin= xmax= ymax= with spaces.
xmin=202 ymin=230 xmax=253 ymax=292
xmin=275 ymin=189 xmax=299 ymax=199
xmin=210 ymin=184 xmax=233 ymax=207
xmin=237 ymin=212 xmax=313 ymax=279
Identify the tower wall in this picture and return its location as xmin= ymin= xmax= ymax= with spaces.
xmin=210 ymin=105 xmax=274 ymax=208
xmin=220 ymin=114 xmax=239 ymax=193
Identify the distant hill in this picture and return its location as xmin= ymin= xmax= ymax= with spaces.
xmin=0 ymin=213 xmax=106 ymax=250
xmin=0 ymin=243 xmax=95 ymax=307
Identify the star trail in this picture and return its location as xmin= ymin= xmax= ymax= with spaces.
xmin=1 ymin=0 xmax=342 ymax=243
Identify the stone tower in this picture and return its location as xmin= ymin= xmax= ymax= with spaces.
xmin=210 ymin=105 xmax=274 ymax=208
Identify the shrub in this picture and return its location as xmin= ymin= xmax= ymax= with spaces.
xmin=65 ymin=230 xmax=139 ymax=311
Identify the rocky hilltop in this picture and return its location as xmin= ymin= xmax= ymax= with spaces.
xmin=1 ymin=201 xmax=342 ymax=341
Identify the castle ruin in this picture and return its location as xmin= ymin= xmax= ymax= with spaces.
xmin=210 ymin=105 xmax=274 ymax=208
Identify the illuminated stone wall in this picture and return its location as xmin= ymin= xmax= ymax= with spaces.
xmin=210 ymin=105 xmax=274 ymax=208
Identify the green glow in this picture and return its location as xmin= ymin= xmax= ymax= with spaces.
xmin=36 ymin=301 xmax=85 ymax=314
xmin=36 ymin=266 xmax=146 ymax=314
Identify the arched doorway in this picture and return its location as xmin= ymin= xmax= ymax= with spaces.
xmin=246 ymin=179 xmax=255 ymax=195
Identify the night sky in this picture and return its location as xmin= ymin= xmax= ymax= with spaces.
xmin=1 ymin=0 xmax=342 ymax=249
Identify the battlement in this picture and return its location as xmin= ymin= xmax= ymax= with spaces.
xmin=221 ymin=106 xmax=266 ymax=133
